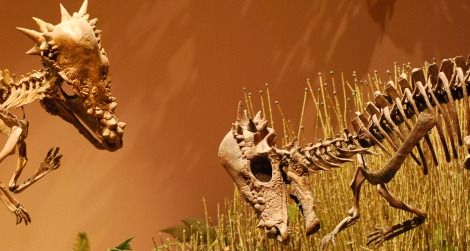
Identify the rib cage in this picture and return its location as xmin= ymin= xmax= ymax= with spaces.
xmin=0 ymin=69 xmax=49 ymax=110
xmin=298 ymin=55 xmax=470 ymax=172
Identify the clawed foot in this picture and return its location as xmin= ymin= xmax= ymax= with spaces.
xmin=366 ymin=226 xmax=391 ymax=247
xmin=320 ymin=232 xmax=336 ymax=250
xmin=15 ymin=204 xmax=31 ymax=225
xmin=37 ymin=147 xmax=62 ymax=176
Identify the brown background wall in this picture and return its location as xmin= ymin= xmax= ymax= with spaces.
xmin=0 ymin=0 xmax=468 ymax=250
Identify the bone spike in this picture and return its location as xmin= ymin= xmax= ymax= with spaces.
xmin=39 ymin=42 xmax=48 ymax=51
xmin=253 ymin=111 xmax=262 ymax=122
xmin=89 ymin=18 xmax=98 ymax=26
xmin=16 ymin=27 xmax=44 ymax=44
xmin=43 ymin=32 xmax=53 ymax=41
xmin=78 ymin=0 xmax=88 ymax=16
xmin=32 ymin=17 xmax=54 ymax=33
xmin=25 ymin=46 xmax=41 ymax=55
xmin=257 ymin=119 xmax=268 ymax=131
xmin=60 ymin=3 xmax=72 ymax=22
xmin=80 ymin=14 xmax=90 ymax=21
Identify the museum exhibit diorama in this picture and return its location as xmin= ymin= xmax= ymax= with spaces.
xmin=1 ymin=0 xmax=470 ymax=250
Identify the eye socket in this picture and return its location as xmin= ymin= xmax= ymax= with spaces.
xmin=250 ymin=155 xmax=273 ymax=182
xmin=60 ymin=83 xmax=76 ymax=98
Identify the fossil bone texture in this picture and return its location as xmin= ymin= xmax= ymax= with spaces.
xmin=0 ymin=0 xmax=125 ymax=225
xmin=218 ymin=55 xmax=470 ymax=246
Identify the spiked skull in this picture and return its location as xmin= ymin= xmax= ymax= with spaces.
xmin=218 ymin=104 xmax=320 ymax=242
xmin=17 ymin=0 xmax=124 ymax=151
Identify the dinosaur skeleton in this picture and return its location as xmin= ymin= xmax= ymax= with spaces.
xmin=218 ymin=55 xmax=470 ymax=246
xmin=0 ymin=0 xmax=125 ymax=225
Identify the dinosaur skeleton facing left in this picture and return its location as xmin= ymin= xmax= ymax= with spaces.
xmin=218 ymin=55 xmax=470 ymax=246
xmin=0 ymin=0 xmax=125 ymax=225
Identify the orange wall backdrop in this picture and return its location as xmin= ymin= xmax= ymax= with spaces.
xmin=0 ymin=0 xmax=469 ymax=250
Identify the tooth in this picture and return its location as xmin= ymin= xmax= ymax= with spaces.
xmin=87 ymin=108 xmax=94 ymax=114
xmin=103 ymin=111 xmax=112 ymax=120
xmin=117 ymin=126 xmax=124 ymax=135
xmin=95 ymin=109 xmax=104 ymax=117
xmin=117 ymin=122 xmax=126 ymax=129
xmin=109 ymin=131 xmax=116 ymax=141
xmin=102 ymin=128 xmax=110 ymax=138
xmin=107 ymin=118 xmax=117 ymax=129
xmin=108 ymin=102 xmax=117 ymax=112
xmin=109 ymin=96 xmax=117 ymax=102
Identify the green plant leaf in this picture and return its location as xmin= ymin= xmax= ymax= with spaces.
xmin=109 ymin=237 xmax=133 ymax=251
xmin=73 ymin=232 xmax=90 ymax=251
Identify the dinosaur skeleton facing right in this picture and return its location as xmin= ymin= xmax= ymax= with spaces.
xmin=218 ymin=55 xmax=470 ymax=247
xmin=0 ymin=0 xmax=125 ymax=225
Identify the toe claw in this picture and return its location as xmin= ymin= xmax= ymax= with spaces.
xmin=14 ymin=204 xmax=31 ymax=226
xmin=366 ymin=227 xmax=387 ymax=247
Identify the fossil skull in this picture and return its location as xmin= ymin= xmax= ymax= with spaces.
xmin=218 ymin=104 xmax=320 ymax=241
xmin=17 ymin=0 xmax=124 ymax=151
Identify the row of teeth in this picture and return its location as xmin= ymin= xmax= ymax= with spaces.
xmin=100 ymin=113 xmax=125 ymax=143
xmin=86 ymin=101 xmax=125 ymax=143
